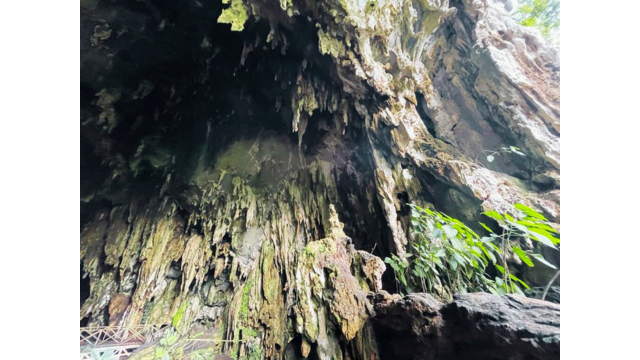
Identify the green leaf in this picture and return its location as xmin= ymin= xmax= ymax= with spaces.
xmin=482 ymin=247 xmax=496 ymax=263
xmin=483 ymin=210 xmax=504 ymax=221
xmin=495 ymin=264 xmax=505 ymax=274
xmin=453 ymin=252 xmax=466 ymax=266
xmin=426 ymin=220 xmax=434 ymax=232
xmin=465 ymin=270 xmax=473 ymax=279
xmin=479 ymin=222 xmax=493 ymax=233
xmin=487 ymin=155 xmax=495 ymax=162
xmin=517 ymin=220 xmax=558 ymax=234
xmin=527 ymin=227 xmax=560 ymax=245
xmin=528 ymin=230 xmax=557 ymax=248
xmin=398 ymin=273 xmax=407 ymax=286
xmin=487 ymin=242 xmax=502 ymax=254
xmin=449 ymin=258 xmax=458 ymax=271
xmin=443 ymin=225 xmax=458 ymax=239
xmin=510 ymin=221 xmax=529 ymax=234
xmin=512 ymin=283 xmax=526 ymax=296
xmin=509 ymin=273 xmax=530 ymax=290
xmin=531 ymin=254 xmax=558 ymax=269
xmin=430 ymin=265 xmax=440 ymax=276
xmin=450 ymin=237 xmax=465 ymax=251
xmin=513 ymin=246 xmax=534 ymax=267
xmin=514 ymin=203 xmax=547 ymax=221
xmin=470 ymin=246 xmax=483 ymax=258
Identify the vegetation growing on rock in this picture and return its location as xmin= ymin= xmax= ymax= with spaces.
xmin=386 ymin=203 xmax=559 ymax=300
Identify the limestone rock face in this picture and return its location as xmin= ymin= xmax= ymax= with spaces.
xmin=372 ymin=292 xmax=560 ymax=360
xmin=294 ymin=205 xmax=381 ymax=359
xmin=80 ymin=0 xmax=560 ymax=358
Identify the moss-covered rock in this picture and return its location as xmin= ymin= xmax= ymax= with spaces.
xmin=218 ymin=0 xmax=248 ymax=31
xmin=294 ymin=205 xmax=375 ymax=359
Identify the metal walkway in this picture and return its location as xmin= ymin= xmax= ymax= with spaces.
xmin=80 ymin=324 xmax=169 ymax=360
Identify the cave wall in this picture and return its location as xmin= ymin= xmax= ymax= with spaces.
xmin=80 ymin=0 xmax=559 ymax=359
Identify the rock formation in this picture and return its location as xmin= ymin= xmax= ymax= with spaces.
xmin=372 ymin=291 xmax=560 ymax=359
xmin=80 ymin=0 xmax=560 ymax=358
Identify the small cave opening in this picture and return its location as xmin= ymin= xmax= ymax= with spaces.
xmin=167 ymin=260 xmax=182 ymax=280
xmin=415 ymin=92 xmax=437 ymax=138
xmin=396 ymin=191 xmax=410 ymax=217
xmin=283 ymin=335 xmax=304 ymax=360
xmin=299 ymin=111 xmax=334 ymax=156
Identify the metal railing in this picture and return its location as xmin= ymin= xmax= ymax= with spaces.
xmin=80 ymin=324 xmax=169 ymax=359
xmin=80 ymin=324 xmax=250 ymax=359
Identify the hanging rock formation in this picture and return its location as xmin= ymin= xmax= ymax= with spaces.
xmin=80 ymin=0 xmax=560 ymax=358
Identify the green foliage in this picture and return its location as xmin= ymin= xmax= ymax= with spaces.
xmin=481 ymin=203 xmax=559 ymax=295
xmin=385 ymin=203 xmax=560 ymax=300
xmin=514 ymin=0 xmax=560 ymax=40
xmin=386 ymin=205 xmax=499 ymax=300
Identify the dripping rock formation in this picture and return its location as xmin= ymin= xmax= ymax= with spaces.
xmin=80 ymin=0 xmax=560 ymax=358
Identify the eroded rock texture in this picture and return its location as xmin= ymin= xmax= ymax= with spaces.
xmin=372 ymin=292 xmax=560 ymax=360
xmin=80 ymin=0 xmax=559 ymax=358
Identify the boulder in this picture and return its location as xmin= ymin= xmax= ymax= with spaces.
xmin=372 ymin=292 xmax=560 ymax=360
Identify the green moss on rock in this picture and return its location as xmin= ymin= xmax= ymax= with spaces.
xmin=240 ymin=278 xmax=253 ymax=320
xmin=172 ymin=302 xmax=187 ymax=328
xmin=218 ymin=0 xmax=248 ymax=31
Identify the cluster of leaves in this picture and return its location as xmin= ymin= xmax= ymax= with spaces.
xmin=514 ymin=0 xmax=560 ymax=40
xmin=485 ymin=145 xmax=526 ymax=163
xmin=481 ymin=203 xmax=559 ymax=295
xmin=386 ymin=205 xmax=499 ymax=300
xmin=385 ymin=203 xmax=559 ymax=299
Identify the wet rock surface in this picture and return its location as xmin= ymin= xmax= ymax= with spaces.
xmin=372 ymin=291 xmax=560 ymax=360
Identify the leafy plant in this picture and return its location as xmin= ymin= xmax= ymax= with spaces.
xmin=481 ymin=203 xmax=559 ymax=295
xmin=386 ymin=205 xmax=499 ymax=300
xmin=384 ymin=253 xmax=409 ymax=290
xmin=385 ymin=203 xmax=560 ymax=299
xmin=513 ymin=0 xmax=560 ymax=41
xmin=484 ymin=145 xmax=526 ymax=163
